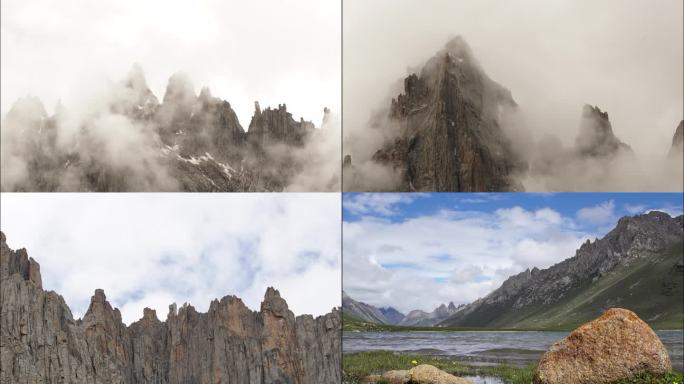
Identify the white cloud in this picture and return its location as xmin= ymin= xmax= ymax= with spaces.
xmin=624 ymin=204 xmax=647 ymax=215
xmin=1 ymin=0 xmax=340 ymax=125
xmin=0 ymin=193 xmax=341 ymax=324
xmin=343 ymin=205 xmax=589 ymax=314
xmin=576 ymin=200 xmax=616 ymax=225
xmin=343 ymin=193 xmax=426 ymax=216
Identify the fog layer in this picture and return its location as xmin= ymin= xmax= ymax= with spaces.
xmin=343 ymin=0 xmax=683 ymax=192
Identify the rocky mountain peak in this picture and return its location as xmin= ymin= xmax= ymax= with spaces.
xmin=5 ymin=96 xmax=48 ymax=132
xmin=0 ymin=231 xmax=42 ymax=288
xmin=373 ymin=36 xmax=525 ymax=192
xmin=197 ymin=86 xmax=214 ymax=103
xmin=142 ymin=307 xmax=159 ymax=322
xmin=576 ymin=104 xmax=631 ymax=157
xmin=442 ymin=35 xmax=473 ymax=59
xmin=125 ymin=63 xmax=149 ymax=92
xmin=261 ymin=286 xmax=291 ymax=318
xmin=163 ymin=72 xmax=196 ymax=106
xmin=247 ymin=102 xmax=315 ymax=146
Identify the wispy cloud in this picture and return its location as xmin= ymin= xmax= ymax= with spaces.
xmin=1 ymin=193 xmax=341 ymax=324
xmin=343 ymin=193 xmax=427 ymax=216
xmin=576 ymin=200 xmax=616 ymax=225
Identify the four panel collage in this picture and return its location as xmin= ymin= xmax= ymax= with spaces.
xmin=0 ymin=1 xmax=682 ymax=383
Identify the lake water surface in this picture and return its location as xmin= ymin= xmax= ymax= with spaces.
xmin=343 ymin=330 xmax=684 ymax=371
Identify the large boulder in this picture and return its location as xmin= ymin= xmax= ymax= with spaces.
xmin=534 ymin=308 xmax=671 ymax=384
xmin=382 ymin=369 xmax=410 ymax=383
xmin=409 ymin=364 xmax=471 ymax=384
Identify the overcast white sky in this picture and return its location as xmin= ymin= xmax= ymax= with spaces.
xmin=344 ymin=0 xmax=683 ymax=156
xmin=1 ymin=0 xmax=340 ymax=127
xmin=1 ymin=193 xmax=341 ymax=324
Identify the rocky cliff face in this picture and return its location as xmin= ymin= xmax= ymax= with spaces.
xmin=0 ymin=233 xmax=340 ymax=383
xmin=442 ymin=211 xmax=684 ymax=328
xmin=575 ymin=105 xmax=631 ymax=158
xmin=359 ymin=37 xmax=525 ymax=192
xmin=1 ymin=66 xmax=331 ymax=192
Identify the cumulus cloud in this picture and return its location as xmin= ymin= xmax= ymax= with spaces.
xmin=343 ymin=204 xmax=590 ymax=313
xmin=576 ymin=200 xmax=616 ymax=225
xmin=0 ymin=193 xmax=341 ymax=324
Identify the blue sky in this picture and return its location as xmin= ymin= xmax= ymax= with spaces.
xmin=343 ymin=193 xmax=683 ymax=313
xmin=344 ymin=193 xmax=683 ymax=228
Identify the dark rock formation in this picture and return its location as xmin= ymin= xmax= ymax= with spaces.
xmin=1 ymin=66 xmax=329 ymax=192
xmin=378 ymin=307 xmax=405 ymax=326
xmin=534 ymin=308 xmax=671 ymax=384
xmin=247 ymin=103 xmax=314 ymax=147
xmin=669 ymin=120 xmax=683 ymax=157
xmin=441 ymin=211 xmax=684 ymax=328
xmin=575 ymin=104 xmax=631 ymax=158
xmin=367 ymin=37 xmax=526 ymax=192
xmin=0 ymin=233 xmax=340 ymax=383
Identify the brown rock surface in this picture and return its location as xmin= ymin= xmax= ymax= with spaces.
xmin=408 ymin=364 xmax=471 ymax=384
xmin=534 ymin=308 xmax=672 ymax=384
xmin=382 ymin=369 xmax=409 ymax=383
xmin=0 ymin=232 xmax=340 ymax=383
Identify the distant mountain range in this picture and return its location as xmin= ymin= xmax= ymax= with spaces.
xmin=344 ymin=211 xmax=683 ymax=330
xmin=342 ymin=291 xmax=462 ymax=327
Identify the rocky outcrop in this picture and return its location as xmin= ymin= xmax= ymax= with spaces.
xmin=0 ymin=233 xmax=340 ymax=383
xmin=575 ymin=105 xmax=631 ymax=158
xmin=534 ymin=308 xmax=671 ymax=384
xmin=378 ymin=307 xmax=405 ymax=325
xmin=247 ymin=103 xmax=315 ymax=147
xmin=409 ymin=364 xmax=471 ymax=384
xmin=442 ymin=211 xmax=684 ymax=328
xmin=669 ymin=120 xmax=683 ymax=157
xmin=1 ymin=66 xmax=329 ymax=192
xmin=366 ymin=365 xmax=472 ymax=384
xmin=365 ymin=37 xmax=525 ymax=192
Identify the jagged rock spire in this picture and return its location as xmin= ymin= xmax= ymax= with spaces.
xmin=163 ymin=72 xmax=196 ymax=105
xmin=576 ymin=104 xmax=631 ymax=157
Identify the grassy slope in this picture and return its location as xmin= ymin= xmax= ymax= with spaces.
xmin=444 ymin=242 xmax=683 ymax=330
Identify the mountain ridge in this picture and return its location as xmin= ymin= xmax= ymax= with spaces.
xmin=1 ymin=65 xmax=336 ymax=192
xmin=440 ymin=211 xmax=684 ymax=329
xmin=0 ymin=232 xmax=341 ymax=383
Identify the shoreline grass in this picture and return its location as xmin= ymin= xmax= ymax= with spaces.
xmin=342 ymin=350 xmax=683 ymax=384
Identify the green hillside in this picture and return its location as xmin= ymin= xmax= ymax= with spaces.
xmin=444 ymin=242 xmax=683 ymax=330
